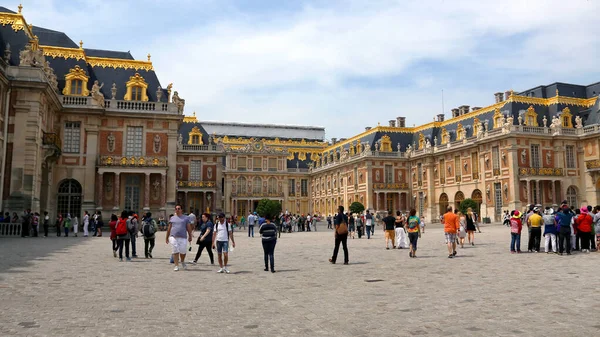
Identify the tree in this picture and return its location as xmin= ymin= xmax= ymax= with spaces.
xmin=256 ymin=199 xmax=282 ymax=220
xmin=459 ymin=198 xmax=479 ymax=214
xmin=349 ymin=201 xmax=365 ymax=215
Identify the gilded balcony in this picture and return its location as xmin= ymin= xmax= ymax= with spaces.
xmin=97 ymin=156 xmax=168 ymax=167
xmin=518 ymin=167 xmax=564 ymax=176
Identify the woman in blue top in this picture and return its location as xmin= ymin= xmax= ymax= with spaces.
xmin=192 ymin=213 xmax=214 ymax=265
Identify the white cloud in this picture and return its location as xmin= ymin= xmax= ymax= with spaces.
xmin=9 ymin=0 xmax=600 ymax=139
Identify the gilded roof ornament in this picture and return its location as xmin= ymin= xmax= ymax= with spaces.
xmin=18 ymin=4 xmax=22 ymax=14
xmin=79 ymin=40 xmax=83 ymax=49
xmin=147 ymin=53 xmax=151 ymax=61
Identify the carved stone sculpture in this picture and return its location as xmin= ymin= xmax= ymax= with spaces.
xmin=484 ymin=153 xmax=489 ymax=168
xmin=153 ymin=134 xmax=161 ymax=153
xmin=463 ymin=160 xmax=468 ymax=172
xmin=543 ymin=115 xmax=547 ymax=127
xmin=375 ymin=142 xmax=380 ymax=152
xmin=111 ymin=83 xmax=117 ymax=99
xmin=425 ymin=138 xmax=431 ymax=149
xmin=405 ymin=144 xmax=412 ymax=158
xmin=521 ymin=149 xmax=527 ymax=164
xmin=90 ymin=80 xmax=105 ymax=108
xmin=550 ymin=116 xmax=562 ymax=135
xmin=476 ymin=123 xmax=484 ymax=139
xmin=397 ymin=143 xmax=401 ymax=152
xmin=434 ymin=136 xmax=438 ymax=146
xmin=486 ymin=185 xmax=491 ymax=200
xmin=156 ymin=86 xmax=163 ymax=102
xmin=546 ymin=152 xmax=551 ymax=165
xmin=177 ymin=134 xmax=183 ymax=150
xmin=152 ymin=178 xmax=161 ymax=200
xmin=43 ymin=61 xmax=58 ymax=91
xmin=503 ymin=183 xmax=509 ymax=199
xmin=575 ymin=115 xmax=583 ymax=129
xmin=518 ymin=115 xmax=523 ymax=126
xmin=172 ymin=91 xmax=185 ymax=113
xmin=177 ymin=166 xmax=183 ymax=179
xmin=107 ymin=132 xmax=115 ymax=153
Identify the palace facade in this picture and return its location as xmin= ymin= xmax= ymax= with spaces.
xmin=0 ymin=5 xmax=599 ymax=224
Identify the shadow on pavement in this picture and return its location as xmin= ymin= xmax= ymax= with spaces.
xmin=0 ymin=235 xmax=94 ymax=276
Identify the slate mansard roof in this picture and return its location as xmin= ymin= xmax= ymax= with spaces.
xmin=0 ymin=9 xmax=169 ymax=102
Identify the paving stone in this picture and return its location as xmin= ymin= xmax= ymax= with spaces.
xmin=0 ymin=225 xmax=598 ymax=336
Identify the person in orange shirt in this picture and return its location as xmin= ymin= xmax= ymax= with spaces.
xmin=443 ymin=206 xmax=460 ymax=258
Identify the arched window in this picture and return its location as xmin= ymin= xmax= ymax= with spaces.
xmin=237 ymin=177 xmax=246 ymax=193
xmin=268 ymin=177 xmax=277 ymax=194
xmin=566 ymin=186 xmax=577 ymax=207
xmin=471 ymin=189 xmax=483 ymax=215
xmin=57 ymin=179 xmax=82 ymax=218
xmin=439 ymin=193 xmax=449 ymax=216
xmin=253 ymin=177 xmax=262 ymax=194
xmin=62 ymin=66 xmax=90 ymax=96
xmin=187 ymin=126 xmax=203 ymax=145
xmin=561 ymin=108 xmax=573 ymax=128
xmin=454 ymin=191 xmax=465 ymax=210
xmin=124 ymin=73 xmax=149 ymax=101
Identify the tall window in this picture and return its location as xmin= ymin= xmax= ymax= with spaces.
xmin=289 ymin=179 xmax=296 ymax=195
xmin=57 ymin=179 xmax=82 ymax=219
xmin=492 ymin=146 xmax=500 ymax=175
xmin=63 ymin=122 xmax=81 ymax=153
xmin=70 ymin=80 xmax=83 ymax=95
xmin=384 ymin=165 xmax=393 ymax=184
xmin=253 ymin=157 xmax=262 ymax=171
xmin=565 ymin=145 xmax=575 ymax=169
xmin=237 ymin=157 xmax=247 ymax=171
xmin=125 ymin=126 xmax=143 ymax=156
xmin=531 ymin=144 xmax=540 ymax=168
xmin=253 ymin=177 xmax=262 ymax=194
xmin=417 ymin=163 xmax=422 ymax=186
xmin=471 ymin=152 xmax=479 ymax=179
xmin=439 ymin=159 xmax=445 ymax=184
xmin=190 ymin=160 xmax=201 ymax=181
xmin=566 ymin=186 xmax=577 ymax=207
xmin=301 ymin=179 xmax=308 ymax=197
xmin=237 ymin=176 xmax=247 ymax=193
xmin=191 ymin=135 xmax=201 ymax=144
xmin=268 ymin=177 xmax=277 ymax=194
xmin=454 ymin=156 xmax=461 ymax=181
xmin=124 ymin=175 xmax=141 ymax=212
xmin=131 ymin=86 xmax=142 ymax=101
xmin=268 ymin=158 xmax=277 ymax=171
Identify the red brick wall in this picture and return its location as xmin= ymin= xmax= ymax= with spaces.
xmin=146 ymin=133 xmax=168 ymax=156
xmin=98 ymin=131 xmax=123 ymax=156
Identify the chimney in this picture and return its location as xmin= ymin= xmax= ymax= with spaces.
xmin=494 ymin=92 xmax=504 ymax=103
xmin=365 ymin=127 xmax=372 ymax=131
xmin=437 ymin=114 xmax=445 ymax=122
xmin=451 ymin=108 xmax=459 ymax=118
xmin=505 ymin=90 xmax=512 ymax=100
xmin=389 ymin=120 xmax=396 ymax=127
xmin=339 ymin=138 xmax=346 ymax=142
xmin=471 ymin=107 xmax=482 ymax=111
xmin=331 ymin=137 xmax=337 ymax=144
xmin=396 ymin=117 xmax=406 ymax=128
xmin=459 ymin=105 xmax=470 ymax=116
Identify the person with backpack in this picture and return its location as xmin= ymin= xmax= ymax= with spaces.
xmin=259 ymin=216 xmax=278 ymax=273
xmin=192 ymin=213 xmax=214 ymax=265
xmin=115 ymin=211 xmax=131 ymax=262
xmin=575 ymin=206 xmax=593 ymax=253
xmin=556 ymin=205 xmax=574 ymax=255
xmin=329 ymin=205 xmax=349 ymax=265
xmin=63 ymin=213 xmax=72 ymax=237
xmin=509 ymin=210 xmax=523 ymax=253
xmin=406 ymin=209 xmax=422 ymax=258
xmin=166 ymin=205 xmax=193 ymax=271
xmin=128 ymin=213 xmax=139 ymax=258
xmin=141 ymin=212 xmax=158 ymax=259
xmin=543 ymin=207 xmax=558 ymax=254
xmin=109 ymin=214 xmax=118 ymax=257
xmin=213 ymin=212 xmax=235 ymax=273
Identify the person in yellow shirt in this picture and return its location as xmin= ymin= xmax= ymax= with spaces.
xmin=527 ymin=207 xmax=543 ymax=253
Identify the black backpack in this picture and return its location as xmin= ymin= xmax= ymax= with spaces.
xmin=142 ymin=219 xmax=155 ymax=237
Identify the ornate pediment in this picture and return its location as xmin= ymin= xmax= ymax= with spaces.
xmin=225 ymin=138 xmax=288 ymax=155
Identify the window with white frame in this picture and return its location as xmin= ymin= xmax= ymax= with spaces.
xmin=301 ymin=179 xmax=308 ymax=196
xmin=190 ymin=160 xmax=202 ymax=181
xmin=385 ymin=165 xmax=393 ymax=184
xmin=531 ymin=144 xmax=540 ymax=168
xmin=63 ymin=122 xmax=81 ymax=153
xmin=565 ymin=145 xmax=575 ymax=169
xmin=125 ymin=126 xmax=143 ymax=156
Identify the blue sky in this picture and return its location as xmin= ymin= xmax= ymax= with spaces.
xmin=10 ymin=0 xmax=600 ymax=138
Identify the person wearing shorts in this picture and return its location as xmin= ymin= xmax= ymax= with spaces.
xmin=213 ymin=213 xmax=235 ymax=274
xmin=166 ymin=205 xmax=193 ymax=271
xmin=443 ymin=206 xmax=459 ymax=258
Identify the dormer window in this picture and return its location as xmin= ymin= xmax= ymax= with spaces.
xmin=191 ymin=135 xmax=200 ymax=144
xmin=187 ymin=126 xmax=203 ymax=145
xmin=124 ymin=73 xmax=149 ymax=101
xmin=131 ymin=86 xmax=143 ymax=101
xmin=62 ymin=66 xmax=89 ymax=96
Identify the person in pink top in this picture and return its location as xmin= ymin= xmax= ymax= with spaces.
xmin=509 ymin=210 xmax=523 ymax=253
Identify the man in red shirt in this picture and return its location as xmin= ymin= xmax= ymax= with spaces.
xmin=443 ymin=206 xmax=459 ymax=258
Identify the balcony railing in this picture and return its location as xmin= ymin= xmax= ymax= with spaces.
xmin=42 ymin=131 xmax=62 ymax=152
xmin=230 ymin=192 xmax=284 ymax=198
xmin=585 ymin=160 xmax=600 ymax=170
xmin=98 ymin=156 xmax=168 ymax=167
xmin=372 ymin=183 xmax=409 ymax=190
xmin=518 ymin=167 xmax=564 ymax=176
xmin=180 ymin=144 xmax=219 ymax=152
xmin=177 ymin=180 xmax=216 ymax=188
xmin=60 ymin=95 xmax=178 ymax=114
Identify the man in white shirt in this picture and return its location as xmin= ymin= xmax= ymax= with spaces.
xmin=306 ymin=214 xmax=312 ymax=231
xmin=247 ymin=212 xmax=256 ymax=238
xmin=188 ymin=212 xmax=197 ymax=231
xmin=213 ymin=213 xmax=235 ymax=273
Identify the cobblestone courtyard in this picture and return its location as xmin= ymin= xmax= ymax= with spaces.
xmin=0 ymin=223 xmax=598 ymax=337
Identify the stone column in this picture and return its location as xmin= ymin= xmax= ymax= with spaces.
xmin=113 ymin=173 xmax=120 ymax=210
xmin=550 ymin=180 xmax=555 ymax=204
xmin=84 ymin=127 xmax=99 ymax=212
xmin=375 ymin=192 xmax=379 ymax=211
xmin=365 ymin=162 xmax=373 ymax=209
xmin=144 ymin=173 xmax=150 ymax=210
xmin=526 ymin=180 xmax=532 ymax=204
xmin=536 ymin=180 xmax=541 ymax=205
xmin=160 ymin=173 xmax=166 ymax=208
xmin=384 ymin=192 xmax=388 ymax=212
xmin=97 ymin=173 xmax=103 ymax=209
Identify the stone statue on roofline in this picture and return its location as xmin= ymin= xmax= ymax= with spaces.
xmin=425 ymin=138 xmax=431 ymax=150
xmin=111 ymin=83 xmax=117 ymax=100
xmin=156 ymin=86 xmax=163 ymax=102
xmin=177 ymin=134 xmax=183 ymax=150
xmin=476 ymin=123 xmax=484 ymax=140
xmin=172 ymin=91 xmax=185 ymax=113
xmin=575 ymin=115 xmax=583 ymax=129
xmin=90 ymin=80 xmax=105 ymax=108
